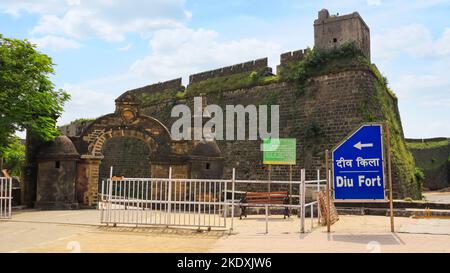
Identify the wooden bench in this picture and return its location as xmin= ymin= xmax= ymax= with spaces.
xmin=240 ymin=191 xmax=290 ymax=219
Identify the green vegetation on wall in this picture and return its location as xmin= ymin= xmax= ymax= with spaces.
xmin=61 ymin=118 xmax=95 ymax=126
xmin=407 ymin=139 xmax=449 ymax=150
xmin=281 ymin=43 xmax=366 ymax=96
xmin=185 ymin=69 xmax=278 ymax=97
xmin=69 ymin=118 xmax=95 ymax=125
xmin=406 ymin=138 xmax=449 ymax=190
xmin=360 ymin=60 xmax=421 ymax=199
xmin=138 ymin=69 xmax=279 ymax=106
xmin=139 ymin=87 xmax=185 ymax=107
xmin=281 ymin=42 xmax=397 ymax=99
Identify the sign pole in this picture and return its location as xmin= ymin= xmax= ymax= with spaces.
xmin=325 ymin=150 xmax=331 ymax=233
xmin=385 ymin=122 xmax=395 ymax=233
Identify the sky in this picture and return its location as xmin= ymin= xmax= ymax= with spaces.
xmin=1 ymin=0 xmax=449 ymax=139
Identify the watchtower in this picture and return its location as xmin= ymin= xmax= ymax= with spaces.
xmin=314 ymin=9 xmax=371 ymax=61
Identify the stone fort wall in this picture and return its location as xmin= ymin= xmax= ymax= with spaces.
xmin=406 ymin=138 xmax=450 ymax=190
xmin=127 ymin=66 xmax=411 ymax=198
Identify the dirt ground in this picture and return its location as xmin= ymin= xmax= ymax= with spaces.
xmin=0 ymin=209 xmax=449 ymax=253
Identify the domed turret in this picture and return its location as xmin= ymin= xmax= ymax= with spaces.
xmin=191 ymin=140 xmax=222 ymax=158
xmin=190 ymin=140 xmax=223 ymax=179
xmin=37 ymin=135 xmax=79 ymax=160
xmin=36 ymin=135 xmax=79 ymax=209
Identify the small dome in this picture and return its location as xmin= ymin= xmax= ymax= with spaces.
xmin=191 ymin=140 xmax=222 ymax=158
xmin=37 ymin=135 xmax=79 ymax=160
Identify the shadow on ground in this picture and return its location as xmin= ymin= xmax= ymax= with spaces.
xmin=331 ymin=234 xmax=403 ymax=245
xmin=96 ymin=226 xmax=227 ymax=238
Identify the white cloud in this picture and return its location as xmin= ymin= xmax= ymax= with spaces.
xmin=118 ymin=43 xmax=133 ymax=52
xmin=421 ymin=98 xmax=450 ymax=108
xmin=1 ymin=0 xmax=190 ymax=42
xmin=130 ymin=26 xmax=282 ymax=83
xmin=30 ymin=35 xmax=82 ymax=51
xmin=367 ymin=0 xmax=382 ymax=6
xmin=59 ymin=83 xmax=117 ymax=125
xmin=404 ymin=119 xmax=450 ymax=138
xmin=0 ymin=0 xmax=68 ymax=16
xmin=391 ymin=74 xmax=450 ymax=99
xmin=373 ymin=24 xmax=450 ymax=60
xmin=435 ymin=28 xmax=450 ymax=57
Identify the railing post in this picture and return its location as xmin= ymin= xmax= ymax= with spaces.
xmin=8 ymin=178 xmax=12 ymax=218
xmin=224 ymin=178 xmax=228 ymax=228
xmin=316 ymin=169 xmax=321 ymax=224
xmin=300 ymin=169 xmax=306 ymax=233
xmin=168 ymin=167 xmax=172 ymax=226
xmin=100 ymin=180 xmax=104 ymax=222
xmin=107 ymin=178 xmax=113 ymax=224
xmin=231 ymin=168 xmax=236 ymax=232
xmin=265 ymin=204 xmax=269 ymax=234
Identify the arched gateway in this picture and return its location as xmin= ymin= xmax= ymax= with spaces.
xmin=72 ymin=93 xmax=223 ymax=207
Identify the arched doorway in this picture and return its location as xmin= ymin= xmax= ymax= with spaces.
xmin=99 ymin=137 xmax=151 ymax=187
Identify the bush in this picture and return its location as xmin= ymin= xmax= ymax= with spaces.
xmin=282 ymin=42 xmax=366 ymax=96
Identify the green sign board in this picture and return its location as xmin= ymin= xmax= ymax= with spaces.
xmin=262 ymin=138 xmax=297 ymax=165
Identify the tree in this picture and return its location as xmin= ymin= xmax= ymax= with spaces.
xmin=1 ymin=137 xmax=25 ymax=177
xmin=0 ymin=34 xmax=70 ymax=154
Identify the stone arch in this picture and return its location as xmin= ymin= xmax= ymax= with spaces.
xmin=89 ymin=127 xmax=157 ymax=157
xmin=79 ymin=113 xmax=172 ymax=158
xmin=75 ymin=112 xmax=177 ymax=207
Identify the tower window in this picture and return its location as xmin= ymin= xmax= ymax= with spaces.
xmin=55 ymin=161 xmax=61 ymax=169
xmin=333 ymin=38 xmax=338 ymax=43
xmin=205 ymin=163 xmax=211 ymax=170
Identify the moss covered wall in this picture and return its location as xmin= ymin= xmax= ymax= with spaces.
xmin=406 ymin=138 xmax=450 ymax=190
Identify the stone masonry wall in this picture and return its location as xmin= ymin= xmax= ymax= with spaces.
xmin=139 ymin=68 xmax=403 ymax=196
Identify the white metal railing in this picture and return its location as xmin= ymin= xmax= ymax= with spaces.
xmin=99 ymin=168 xmax=326 ymax=233
xmin=100 ymin=172 xmax=229 ymax=229
xmin=0 ymin=177 xmax=12 ymax=219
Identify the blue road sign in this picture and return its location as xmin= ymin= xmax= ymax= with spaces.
xmin=332 ymin=124 xmax=386 ymax=201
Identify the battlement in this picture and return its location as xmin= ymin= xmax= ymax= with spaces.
xmin=119 ymin=9 xmax=372 ymax=99
xmin=189 ymin=58 xmax=269 ymax=84
xmin=278 ymin=48 xmax=311 ymax=71
xmin=127 ymin=78 xmax=183 ymax=95
xmin=116 ymin=78 xmax=183 ymax=103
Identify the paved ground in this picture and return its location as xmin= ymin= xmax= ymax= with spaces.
xmin=1 ymin=209 xmax=449 ymax=253
xmin=423 ymin=191 xmax=450 ymax=204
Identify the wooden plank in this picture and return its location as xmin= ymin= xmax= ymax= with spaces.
xmin=317 ymin=190 xmax=339 ymax=226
